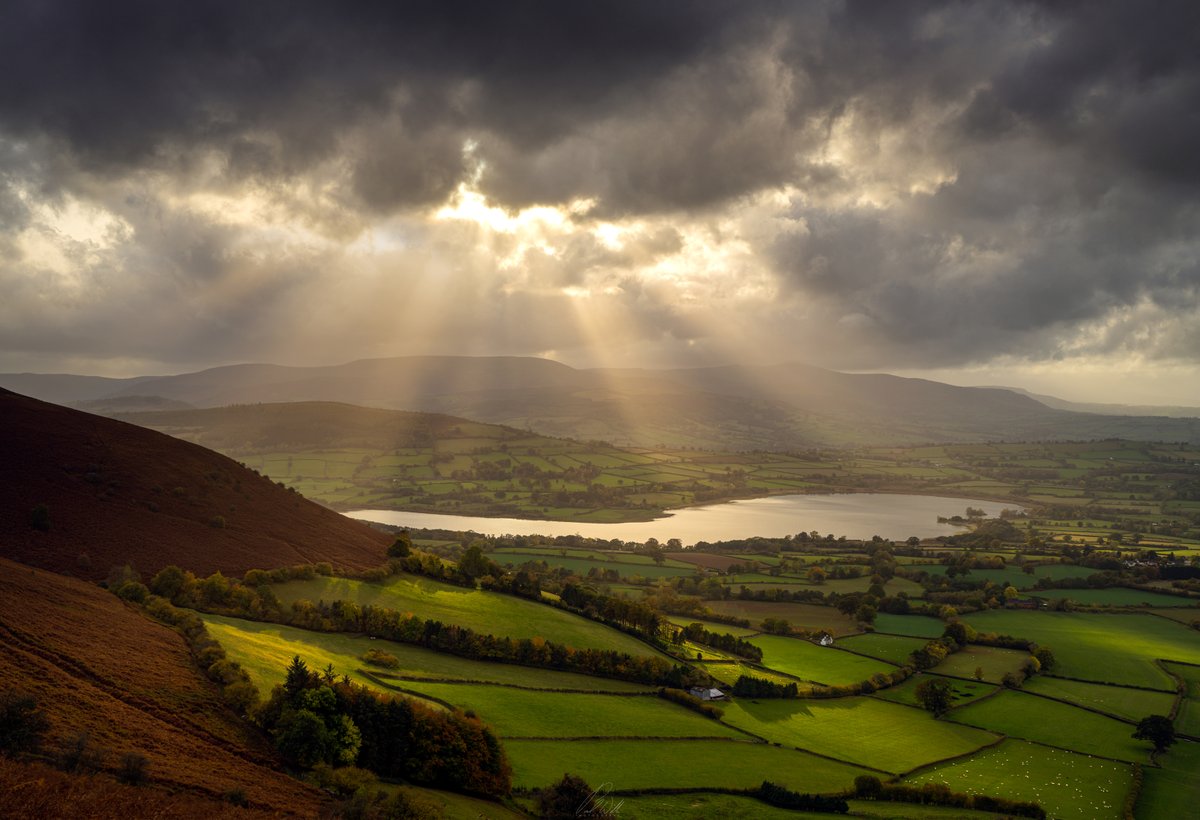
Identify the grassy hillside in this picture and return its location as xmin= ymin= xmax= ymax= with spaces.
xmin=0 ymin=559 xmax=323 ymax=814
xmin=268 ymin=574 xmax=665 ymax=656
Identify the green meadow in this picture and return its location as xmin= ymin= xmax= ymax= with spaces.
xmin=704 ymin=600 xmax=861 ymax=635
xmin=947 ymin=690 xmax=1148 ymax=763
xmin=838 ymin=632 xmax=929 ymax=664
xmin=379 ymin=681 xmax=746 ymax=739
xmin=719 ymin=697 xmax=998 ymax=774
xmin=749 ymin=635 xmax=896 ymax=685
xmin=933 ymin=645 xmax=1031 ymax=684
xmin=963 ymin=610 xmax=1200 ymax=689
xmin=1031 ymin=588 xmax=1199 ymax=607
xmin=872 ymin=612 xmax=948 ymax=637
xmin=874 ymin=675 xmax=996 ymax=709
xmin=201 ymin=613 xmax=651 ymax=693
xmin=1021 ymin=675 xmax=1176 ymax=723
xmin=612 ymin=793 xmax=1005 ymax=819
xmin=503 ymin=738 xmax=870 ymax=792
xmin=269 ymin=574 xmax=662 ymax=656
xmin=1136 ymin=740 xmax=1200 ymax=820
xmin=908 ymin=739 xmax=1130 ymax=820
xmin=1167 ymin=662 xmax=1200 ymax=737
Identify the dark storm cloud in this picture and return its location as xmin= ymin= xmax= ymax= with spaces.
xmin=2 ymin=0 xmax=1199 ymax=373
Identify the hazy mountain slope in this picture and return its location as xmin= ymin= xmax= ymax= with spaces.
xmin=1001 ymin=386 xmax=1200 ymax=419
xmin=0 ymin=558 xmax=323 ymax=814
xmin=0 ymin=389 xmax=388 ymax=581
xmin=6 ymin=357 xmax=1200 ymax=447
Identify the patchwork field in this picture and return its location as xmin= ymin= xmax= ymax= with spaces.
xmin=1168 ymin=662 xmax=1200 ymax=737
xmin=719 ymin=697 xmax=998 ymax=774
xmin=839 ymin=632 xmax=929 ymax=664
xmin=269 ymin=574 xmax=662 ymax=656
xmin=964 ymin=611 xmax=1200 ymax=690
xmin=1021 ymin=675 xmax=1177 ymax=723
xmin=908 ymin=738 xmax=1131 ymax=820
xmin=874 ymin=675 xmax=996 ymax=709
xmin=1136 ymin=739 xmax=1200 ymax=820
xmin=934 ymin=645 xmax=1032 ymax=684
xmin=696 ymin=661 xmax=799 ymax=688
xmin=947 ymin=690 xmax=1148 ymax=763
xmin=749 ymin=635 xmax=897 ymax=685
xmin=704 ymin=600 xmax=861 ymax=635
xmin=201 ymin=614 xmax=652 ymax=693
xmin=1031 ymin=588 xmax=1199 ymax=607
xmin=383 ymin=682 xmax=747 ymax=739
xmin=665 ymin=616 xmax=761 ymax=637
xmin=872 ymin=613 xmax=948 ymax=637
xmin=503 ymin=738 xmax=870 ymax=792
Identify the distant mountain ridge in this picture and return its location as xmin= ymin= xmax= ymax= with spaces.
xmin=997 ymin=386 xmax=1200 ymax=420
xmin=4 ymin=356 xmax=1199 ymax=448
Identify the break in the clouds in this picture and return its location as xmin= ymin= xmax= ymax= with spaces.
xmin=2 ymin=0 xmax=1199 ymax=399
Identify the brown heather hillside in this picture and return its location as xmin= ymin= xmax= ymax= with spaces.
xmin=0 ymin=559 xmax=323 ymax=815
xmin=0 ymin=388 xmax=389 ymax=581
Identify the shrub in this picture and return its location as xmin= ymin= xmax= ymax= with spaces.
xmin=117 ymin=752 xmax=148 ymax=786
xmin=362 ymin=649 xmax=401 ymax=669
xmin=58 ymin=732 xmax=105 ymax=773
xmin=0 ymin=691 xmax=50 ymax=757
xmin=209 ymin=515 xmax=227 ymax=529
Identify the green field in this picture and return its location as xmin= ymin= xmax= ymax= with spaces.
xmin=908 ymin=738 xmax=1131 ymax=820
xmin=872 ymin=613 xmax=947 ymax=638
xmin=874 ymin=675 xmax=996 ymax=709
xmin=947 ymin=690 xmax=1148 ymax=763
xmin=665 ymin=616 xmax=760 ymax=637
xmin=201 ymin=613 xmax=651 ymax=693
xmin=503 ymin=738 xmax=870 ymax=792
xmin=838 ymin=633 xmax=929 ymax=664
xmin=696 ymin=662 xmax=798 ymax=688
xmin=383 ymin=681 xmax=747 ymax=739
xmin=613 ymin=793 xmax=1005 ymax=819
xmin=1031 ymin=588 xmax=1199 ymax=607
xmin=269 ymin=574 xmax=663 ymax=656
xmin=495 ymin=552 xmax=696 ymax=579
xmin=749 ymin=635 xmax=897 ymax=685
xmin=905 ymin=563 xmax=1094 ymax=591
xmin=1168 ymin=662 xmax=1200 ymax=737
xmin=1136 ymin=740 xmax=1200 ymax=820
xmin=704 ymin=601 xmax=861 ymax=635
xmin=934 ymin=645 xmax=1032 ymax=684
xmin=964 ymin=611 xmax=1200 ymax=690
xmin=719 ymin=697 xmax=998 ymax=774
xmin=1021 ymin=676 xmax=1177 ymax=723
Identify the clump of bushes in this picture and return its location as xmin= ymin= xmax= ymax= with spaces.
xmin=853 ymin=775 xmax=1044 ymax=819
xmin=0 ymin=690 xmax=50 ymax=756
xmin=658 ymin=687 xmax=723 ymax=719
xmin=361 ymin=649 xmax=401 ymax=669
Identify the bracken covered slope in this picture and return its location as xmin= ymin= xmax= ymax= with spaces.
xmin=0 ymin=559 xmax=323 ymax=814
xmin=0 ymin=388 xmax=388 ymax=580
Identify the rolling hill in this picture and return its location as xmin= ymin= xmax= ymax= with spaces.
xmin=4 ymin=356 xmax=1200 ymax=448
xmin=0 ymin=388 xmax=389 ymax=581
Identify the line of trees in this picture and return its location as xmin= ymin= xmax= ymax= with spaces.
xmin=674 ymin=622 xmax=763 ymax=661
xmin=260 ymin=657 xmax=510 ymax=797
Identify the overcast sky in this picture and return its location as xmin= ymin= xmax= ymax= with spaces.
xmin=2 ymin=1 xmax=1199 ymax=403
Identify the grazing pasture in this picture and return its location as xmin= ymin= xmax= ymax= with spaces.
xmin=947 ymin=690 xmax=1148 ymax=763
xmin=964 ymin=611 xmax=1200 ymax=690
xmin=719 ymin=697 xmax=998 ymax=774
xmin=1021 ymin=676 xmax=1176 ymax=723
xmin=749 ymin=635 xmax=896 ymax=685
xmin=382 ymin=682 xmax=746 ymax=739
xmin=201 ymin=613 xmax=651 ymax=693
xmin=665 ymin=616 xmax=760 ymax=637
xmin=269 ymin=574 xmax=661 ymax=656
xmin=908 ymin=738 xmax=1130 ymax=820
xmin=503 ymin=738 xmax=870 ymax=792
xmin=704 ymin=600 xmax=860 ymax=635
xmin=875 ymin=675 xmax=996 ymax=709
xmin=839 ymin=633 xmax=929 ymax=664
xmin=1167 ymin=662 xmax=1200 ymax=737
xmin=613 ymin=794 xmax=1004 ymax=819
xmin=1031 ymin=588 xmax=1198 ymax=607
xmin=1136 ymin=740 xmax=1200 ymax=820
xmin=934 ymin=645 xmax=1031 ymax=684
xmin=696 ymin=662 xmax=798 ymax=688
xmin=872 ymin=612 xmax=947 ymax=637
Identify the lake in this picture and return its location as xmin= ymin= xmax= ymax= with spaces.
xmin=344 ymin=493 xmax=1018 ymax=544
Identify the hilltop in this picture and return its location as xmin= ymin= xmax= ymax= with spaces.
xmin=0 ymin=389 xmax=389 ymax=581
